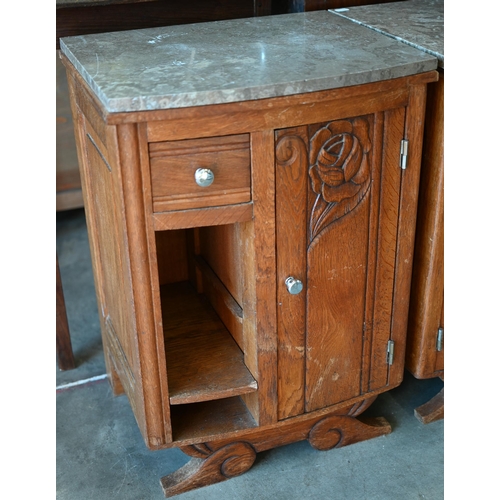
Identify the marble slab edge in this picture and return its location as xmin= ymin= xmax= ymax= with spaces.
xmin=60 ymin=45 xmax=437 ymax=114
xmin=59 ymin=12 xmax=438 ymax=114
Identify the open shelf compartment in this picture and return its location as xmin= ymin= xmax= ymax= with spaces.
xmin=161 ymin=281 xmax=257 ymax=405
xmin=170 ymin=396 xmax=258 ymax=443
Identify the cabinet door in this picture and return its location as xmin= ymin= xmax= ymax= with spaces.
xmin=276 ymin=109 xmax=406 ymax=419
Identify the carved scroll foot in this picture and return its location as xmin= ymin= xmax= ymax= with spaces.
xmin=415 ymin=387 xmax=444 ymax=424
xmin=160 ymin=442 xmax=256 ymax=498
xmin=308 ymin=414 xmax=391 ymax=451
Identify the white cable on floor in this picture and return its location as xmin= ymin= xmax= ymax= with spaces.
xmin=56 ymin=373 xmax=107 ymax=391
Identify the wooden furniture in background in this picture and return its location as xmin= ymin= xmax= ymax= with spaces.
xmin=57 ymin=255 xmax=76 ymax=370
xmin=275 ymin=0 xmax=402 ymax=13
xmin=406 ymin=68 xmax=444 ymax=424
xmin=57 ymin=51 xmax=84 ymax=211
xmin=62 ymin=39 xmax=437 ymax=493
xmin=56 ymin=0 xmax=273 ymax=48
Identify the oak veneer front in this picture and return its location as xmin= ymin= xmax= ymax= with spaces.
xmin=63 ymin=50 xmax=437 ymax=495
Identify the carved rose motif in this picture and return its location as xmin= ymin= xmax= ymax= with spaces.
xmin=309 ymin=118 xmax=372 ymax=242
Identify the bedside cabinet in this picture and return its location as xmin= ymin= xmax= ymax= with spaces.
xmin=61 ymin=11 xmax=438 ymax=496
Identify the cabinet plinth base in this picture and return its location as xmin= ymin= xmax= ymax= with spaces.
xmin=160 ymin=401 xmax=391 ymax=497
xmin=160 ymin=441 xmax=256 ymax=497
xmin=414 ymin=386 xmax=444 ymax=424
xmin=307 ymin=414 xmax=391 ymax=450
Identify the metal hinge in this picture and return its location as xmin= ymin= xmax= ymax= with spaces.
xmin=386 ymin=340 xmax=395 ymax=365
xmin=436 ymin=327 xmax=444 ymax=351
xmin=400 ymin=139 xmax=409 ymax=169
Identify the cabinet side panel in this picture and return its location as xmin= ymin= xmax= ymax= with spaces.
xmin=305 ymin=116 xmax=374 ymax=412
xmin=66 ymin=73 xmax=126 ymax=396
xmin=81 ymin=119 xmax=139 ymax=382
xmin=275 ymin=127 xmax=308 ymax=420
xmin=68 ymin=104 xmax=148 ymax=435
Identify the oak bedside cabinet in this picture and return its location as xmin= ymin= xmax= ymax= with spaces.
xmin=60 ymin=11 xmax=438 ymax=496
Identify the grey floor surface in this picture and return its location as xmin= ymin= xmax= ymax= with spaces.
xmin=56 ymin=207 xmax=444 ymax=500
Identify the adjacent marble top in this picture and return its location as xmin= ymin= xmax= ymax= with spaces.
xmin=331 ymin=0 xmax=443 ymax=69
xmin=60 ymin=10 xmax=437 ymax=113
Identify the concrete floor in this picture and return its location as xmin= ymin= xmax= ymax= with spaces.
xmin=56 ymin=207 xmax=444 ymax=500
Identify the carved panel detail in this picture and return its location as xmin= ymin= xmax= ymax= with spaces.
xmin=309 ymin=118 xmax=372 ymax=242
xmin=308 ymin=413 xmax=391 ymax=451
xmin=178 ymin=441 xmax=257 ymax=478
xmin=162 ymin=442 xmax=257 ymax=496
xmin=276 ymin=133 xmax=307 ymax=170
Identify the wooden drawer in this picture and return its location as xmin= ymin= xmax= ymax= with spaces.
xmin=149 ymin=134 xmax=251 ymax=212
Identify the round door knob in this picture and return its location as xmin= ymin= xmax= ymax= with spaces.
xmin=194 ymin=168 xmax=215 ymax=187
xmin=285 ymin=276 xmax=303 ymax=295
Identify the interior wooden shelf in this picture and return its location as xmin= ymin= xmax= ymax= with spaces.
xmin=170 ymin=396 xmax=257 ymax=443
xmin=161 ymin=282 xmax=257 ymax=405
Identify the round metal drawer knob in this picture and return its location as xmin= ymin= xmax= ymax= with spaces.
xmin=285 ymin=276 xmax=303 ymax=295
xmin=194 ymin=168 xmax=215 ymax=187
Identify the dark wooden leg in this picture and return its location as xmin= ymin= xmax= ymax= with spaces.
xmin=415 ymin=386 xmax=444 ymax=424
xmin=57 ymin=255 xmax=76 ymax=370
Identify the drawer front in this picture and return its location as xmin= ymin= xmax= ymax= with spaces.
xmin=149 ymin=134 xmax=251 ymax=212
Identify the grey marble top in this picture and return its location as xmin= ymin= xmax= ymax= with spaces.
xmin=331 ymin=0 xmax=443 ymax=69
xmin=60 ymin=11 xmax=437 ymax=113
